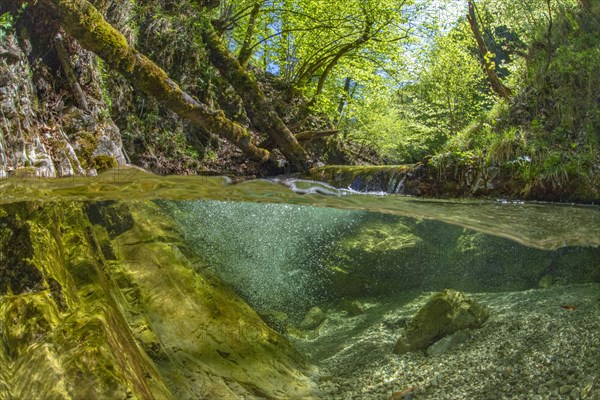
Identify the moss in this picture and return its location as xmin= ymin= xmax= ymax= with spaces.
xmin=74 ymin=131 xmax=98 ymax=169
xmin=56 ymin=0 xmax=132 ymax=71
xmin=91 ymin=154 xmax=118 ymax=173
xmin=13 ymin=167 xmax=37 ymax=178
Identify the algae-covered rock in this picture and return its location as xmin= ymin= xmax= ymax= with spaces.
xmin=299 ymin=306 xmax=326 ymax=330
xmin=85 ymin=200 xmax=134 ymax=238
xmin=0 ymin=201 xmax=317 ymax=399
xmin=340 ymin=299 xmax=364 ymax=316
xmin=0 ymin=202 xmax=169 ymax=400
xmin=323 ymin=218 xmax=425 ymax=297
xmin=259 ymin=310 xmax=290 ymax=332
xmin=0 ymin=210 xmax=44 ymax=295
xmin=394 ymin=289 xmax=489 ymax=354
xmin=112 ymin=201 xmax=317 ymax=399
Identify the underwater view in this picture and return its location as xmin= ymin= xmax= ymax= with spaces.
xmin=0 ymin=173 xmax=598 ymax=399
xmin=1 ymin=0 xmax=599 ymax=398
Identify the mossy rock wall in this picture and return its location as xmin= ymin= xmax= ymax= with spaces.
xmin=0 ymin=28 xmax=126 ymax=178
xmin=0 ymin=200 xmax=316 ymax=399
xmin=306 ymin=162 xmax=599 ymax=202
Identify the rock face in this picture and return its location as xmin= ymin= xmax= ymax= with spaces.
xmin=0 ymin=32 xmax=126 ymax=178
xmin=394 ymin=289 xmax=489 ymax=354
xmin=0 ymin=200 xmax=316 ymax=399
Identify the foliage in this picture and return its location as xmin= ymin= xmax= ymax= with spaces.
xmin=409 ymin=20 xmax=494 ymax=136
xmin=478 ymin=0 xmax=577 ymax=46
xmin=341 ymin=86 xmax=445 ymax=164
xmin=0 ymin=2 xmax=27 ymax=42
xmin=9 ymin=0 xmax=595 ymax=190
xmin=221 ymin=1 xmax=409 ymax=81
xmin=337 ymin=15 xmax=494 ymax=163
xmin=0 ymin=12 xmax=12 ymax=42
xmin=405 ymin=0 xmax=598 ymax=197
xmin=100 ymin=0 xmax=216 ymax=173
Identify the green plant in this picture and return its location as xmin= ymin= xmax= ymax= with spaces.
xmin=0 ymin=12 xmax=13 ymax=42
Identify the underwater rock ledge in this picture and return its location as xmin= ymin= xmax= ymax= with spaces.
xmin=0 ymin=200 xmax=316 ymax=399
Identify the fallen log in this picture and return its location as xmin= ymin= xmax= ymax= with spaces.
xmin=34 ymin=0 xmax=271 ymax=162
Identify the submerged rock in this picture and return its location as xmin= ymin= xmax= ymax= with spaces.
xmin=394 ymin=289 xmax=489 ymax=354
xmin=300 ymin=306 xmax=326 ymax=330
xmin=0 ymin=201 xmax=317 ymax=399
xmin=84 ymin=201 xmax=134 ymax=239
xmin=323 ymin=218 xmax=425 ymax=297
xmin=426 ymin=329 xmax=471 ymax=356
xmin=340 ymin=299 xmax=364 ymax=316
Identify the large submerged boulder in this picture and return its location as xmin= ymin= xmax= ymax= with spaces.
xmin=394 ymin=289 xmax=489 ymax=354
xmin=0 ymin=200 xmax=317 ymax=399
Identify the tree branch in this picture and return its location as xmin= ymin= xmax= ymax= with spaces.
xmin=467 ymin=0 xmax=512 ymax=99
xmin=39 ymin=0 xmax=271 ymax=162
xmin=237 ymin=1 xmax=262 ymax=67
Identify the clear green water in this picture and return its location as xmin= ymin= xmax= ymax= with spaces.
xmin=1 ymin=170 xmax=599 ymax=399
xmin=3 ymin=170 xmax=599 ymax=316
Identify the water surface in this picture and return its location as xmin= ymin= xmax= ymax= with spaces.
xmin=1 ymin=170 xmax=598 ymax=250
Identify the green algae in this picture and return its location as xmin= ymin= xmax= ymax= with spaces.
xmin=0 ymin=201 xmax=168 ymax=399
xmin=0 ymin=200 xmax=316 ymax=399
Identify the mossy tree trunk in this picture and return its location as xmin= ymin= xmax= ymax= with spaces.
xmin=237 ymin=1 xmax=262 ymax=67
xmin=55 ymin=32 xmax=89 ymax=112
xmin=31 ymin=0 xmax=271 ymax=163
xmin=467 ymin=0 xmax=512 ymax=99
xmin=201 ymin=22 xmax=310 ymax=170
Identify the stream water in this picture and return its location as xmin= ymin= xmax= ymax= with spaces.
xmin=1 ymin=170 xmax=599 ymax=399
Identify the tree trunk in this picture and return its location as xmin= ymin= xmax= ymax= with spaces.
xmin=202 ymin=22 xmax=310 ymax=170
xmin=259 ymin=129 xmax=338 ymax=149
xmin=337 ymin=77 xmax=352 ymax=118
xmin=467 ymin=0 xmax=512 ymax=99
xmin=36 ymin=0 xmax=270 ymax=162
xmin=237 ymin=2 xmax=262 ymax=67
